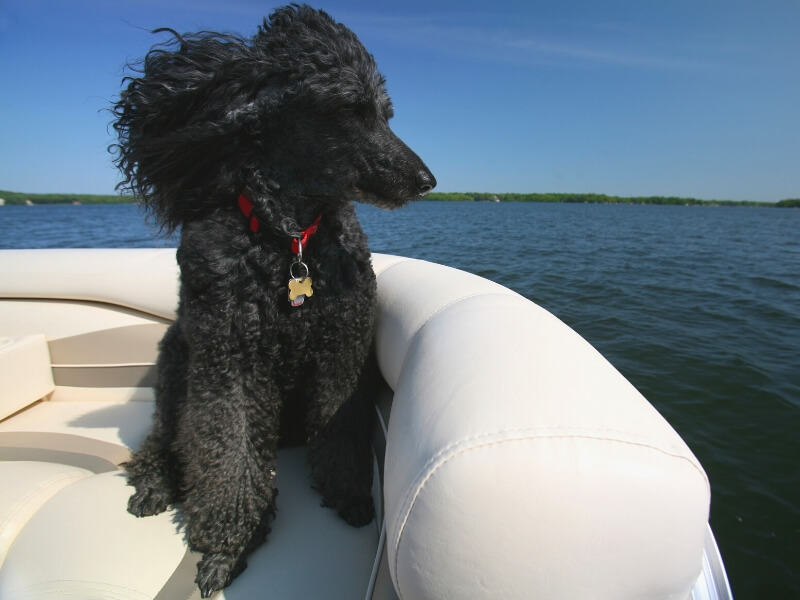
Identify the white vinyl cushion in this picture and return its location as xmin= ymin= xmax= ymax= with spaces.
xmin=0 ymin=335 xmax=54 ymax=420
xmin=0 ymin=250 xmax=712 ymax=599
xmin=0 ymin=249 xmax=179 ymax=321
xmin=0 ymin=400 xmax=154 ymax=452
xmin=0 ymin=451 xmax=380 ymax=600
xmin=0 ymin=471 xmax=188 ymax=600
xmin=375 ymin=258 xmax=710 ymax=600
xmin=0 ymin=462 xmax=92 ymax=568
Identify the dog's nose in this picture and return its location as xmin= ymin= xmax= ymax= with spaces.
xmin=416 ymin=170 xmax=436 ymax=195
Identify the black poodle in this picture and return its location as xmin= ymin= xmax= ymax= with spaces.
xmin=111 ymin=5 xmax=435 ymax=596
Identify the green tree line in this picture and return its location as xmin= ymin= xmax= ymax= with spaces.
xmin=1 ymin=189 xmax=797 ymax=207
xmin=425 ymin=192 xmax=798 ymax=207
xmin=0 ymin=190 xmax=132 ymax=205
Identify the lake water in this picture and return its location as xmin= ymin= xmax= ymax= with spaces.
xmin=1 ymin=201 xmax=798 ymax=598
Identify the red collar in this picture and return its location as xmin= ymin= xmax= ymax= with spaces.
xmin=237 ymin=194 xmax=322 ymax=252
xmin=291 ymin=213 xmax=322 ymax=254
xmin=237 ymin=194 xmax=261 ymax=233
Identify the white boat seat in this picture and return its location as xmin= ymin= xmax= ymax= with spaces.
xmin=0 ymin=450 xmax=382 ymax=600
xmin=0 ymin=461 xmax=93 ymax=569
xmin=0 ymin=249 xmax=712 ymax=599
xmin=0 ymin=400 xmax=151 ymax=471
xmin=0 ymin=335 xmax=54 ymax=421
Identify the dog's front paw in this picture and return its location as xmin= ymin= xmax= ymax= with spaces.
xmin=123 ymin=455 xmax=176 ymax=517
xmin=196 ymin=552 xmax=247 ymax=598
xmin=336 ymin=495 xmax=375 ymax=528
xmin=127 ymin=485 xmax=172 ymax=517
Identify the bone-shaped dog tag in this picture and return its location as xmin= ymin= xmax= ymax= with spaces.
xmin=288 ymin=276 xmax=313 ymax=306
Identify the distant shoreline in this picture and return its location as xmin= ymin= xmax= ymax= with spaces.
xmin=1 ymin=189 xmax=797 ymax=208
xmin=0 ymin=190 xmax=133 ymax=205
xmin=425 ymin=192 xmax=800 ymax=208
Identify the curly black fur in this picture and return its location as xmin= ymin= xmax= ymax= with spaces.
xmin=112 ymin=5 xmax=434 ymax=596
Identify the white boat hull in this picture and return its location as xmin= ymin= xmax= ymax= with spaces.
xmin=0 ymin=249 xmax=731 ymax=599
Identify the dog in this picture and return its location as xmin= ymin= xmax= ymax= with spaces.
xmin=111 ymin=5 xmax=435 ymax=596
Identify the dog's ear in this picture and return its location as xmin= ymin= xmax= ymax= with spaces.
xmin=112 ymin=30 xmax=262 ymax=232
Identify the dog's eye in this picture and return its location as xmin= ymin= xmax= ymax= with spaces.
xmin=341 ymin=102 xmax=390 ymax=126
xmin=351 ymin=103 xmax=375 ymax=123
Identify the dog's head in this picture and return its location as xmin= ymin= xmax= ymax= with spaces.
xmin=113 ymin=4 xmax=435 ymax=232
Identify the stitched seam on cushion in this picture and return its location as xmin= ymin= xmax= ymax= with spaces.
xmin=390 ymin=428 xmax=709 ymax=600
xmin=414 ymin=290 xmax=519 ymax=336
xmin=377 ymin=259 xmax=520 ymax=337
xmin=391 ymin=290 xmax=520 ymax=394
xmin=376 ymin=259 xmax=521 ymax=393
xmin=372 ymin=255 xmax=412 ymax=278
xmin=5 ymin=579 xmax=152 ymax=600
xmin=0 ymin=471 xmax=90 ymax=534
xmin=51 ymin=362 xmax=156 ymax=368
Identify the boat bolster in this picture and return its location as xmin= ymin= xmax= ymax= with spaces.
xmin=0 ymin=335 xmax=54 ymax=420
xmin=373 ymin=255 xmax=711 ymax=600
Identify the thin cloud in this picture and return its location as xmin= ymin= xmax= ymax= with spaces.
xmin=503 ymin=37 xmax=710 ymax=71
xmin=348 ymin=12 xmax=717 ymax=72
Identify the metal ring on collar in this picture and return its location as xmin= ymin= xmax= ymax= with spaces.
xmin=290 ymin=260 xmax=309 ymax=281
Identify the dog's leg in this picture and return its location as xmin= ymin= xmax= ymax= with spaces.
xmin=177 ymin=360 xmax=281 ymax=598
xmin=307 ymin=351 xmax=378 ymax=527
xmin=125 ymin=322 xmax=186 ymax=516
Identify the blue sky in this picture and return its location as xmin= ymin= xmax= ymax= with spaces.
xmin=1 ymin=0 xmax=798 ymax=202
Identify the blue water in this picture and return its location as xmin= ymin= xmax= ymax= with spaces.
xmin=2 ymin=201 xmax=799 ymax=598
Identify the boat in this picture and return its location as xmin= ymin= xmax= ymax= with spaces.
xmin=0 ymin=248 xmax=732 ymax=599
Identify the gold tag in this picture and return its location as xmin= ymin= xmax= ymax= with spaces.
xmin=288 ymin=276 xmax=313 ymax=305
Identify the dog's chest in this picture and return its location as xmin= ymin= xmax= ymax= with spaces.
xmin=252 ymin=262 xmax=375 ymax=348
